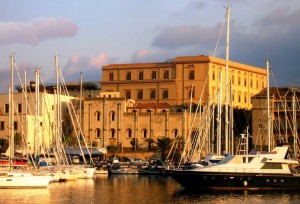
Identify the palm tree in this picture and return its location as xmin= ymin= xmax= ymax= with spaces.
xmin=145 ymin=137 xmax=155 ymax=151
xmin=156 ymin=137 xmax=173 ymax=161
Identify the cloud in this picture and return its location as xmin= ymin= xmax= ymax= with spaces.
xmin=0 ymin=17 xmax=78 ymax=45
xmin=61 ymin=52 xmax=120 ymax=82
xmin=152 ymin=24 xmax=220 ymax=51
xmin=149 ymin=6 xmax=300 ymax=86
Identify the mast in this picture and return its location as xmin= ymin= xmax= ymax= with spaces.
xmin=266 ymin=60 xmax=271 ymax=151
xmin=225 ymin=6 xmax=230 ymax=154
xmin=34 ymin=68 xmax=40 ymax=156
xmin=9 ymin=54 xmax=15 ymax=161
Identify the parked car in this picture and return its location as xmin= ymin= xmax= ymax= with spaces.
xmin=130 ymin=158 xmax=149 ymax=166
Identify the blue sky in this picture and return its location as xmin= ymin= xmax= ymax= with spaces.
xmin=0 ymin=0 xmax=299 ymax=93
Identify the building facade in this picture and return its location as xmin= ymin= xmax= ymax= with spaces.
xmin=101 ymin=55 xmax=267 ymax=109
xmin=252 ymin=87 xmax=300 ymax=153
xmin=0 ymin=92 xmax=73 ymax=155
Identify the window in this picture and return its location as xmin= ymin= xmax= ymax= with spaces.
xmin=18 ymin=104 xmax=22 ymax=113
xmin=189 ymin=70 xmax=195 ymax=80
xmin=127 ymin=128 xmax=132 ymax=138
xmin=231 ymin=74 xmax=235 ymax=84
xmin=262 ymin=81 xmax=265 ymax=88
xmin=256 ymin=79 xmax=259 ymax=89
xmin=189 ymin=87 xmax=195 ymax=98
xmin=162 ymin=89 xmax=169 ymax=99
xmin=14 ymin=121 xmax=18 ymax=130
xmin=173 ymin=129 xmax=178 ymax=137
xmin=163 ymin=70 xmax=169 ymax=79
xmin=232 ymin=91 xmax=235 ymax=102
xmin=238 ymin=92 xmax=241 ymax=102
xmin=138 ymin=71 xmax=144 ymax=80
xmin=126 ymin=72 xmax=131 ymax=80
xmin=151 ymin=71 xmax=156 ymax=80
xmin=244 ymin=78 xmax=247 ymax=86
xmin=150 ymin=89 xmax=156 ymax=99
xmin=137 ymin=90 xmax=143 ymax=99
xmin=5 ymin=104 xmax=9 ymax=114
xmin=109 ymin=72 xmax=114 ymax=81
xmin=142 ymin=129 xmax=147 ymax=138
xmin=96 ymin=128 xmax=101 ymax=138
xmin=250 ymin=79 xmax=253 ymax=88
xmin=110 ymin=111 xmax=115 ymax=121
xmin=96 ymin=111 xmax=101 ymax=121
xmin=238 ymin=76 xmax=241 ymax=85
xmin=244 ymin=93 xmax=247 ymax=103
xmin=212 ymin=71 xmax=215 ymax=80
xmin=0 ymin=121 xmax=4 ymax=130
xmin=125 ymin=90 xmax=131 ymax=100
xmin=110 ymin=128 xmax=115 ymax=138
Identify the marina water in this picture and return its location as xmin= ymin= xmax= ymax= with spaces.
xmin=1 ymin=175 xmax=300 ymax=204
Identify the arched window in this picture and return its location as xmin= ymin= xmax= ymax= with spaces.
xmin=173 ymin=129 xmax=178 ymax=137
xmin=126 ymin=128 xmax=132 ymax=138
xmin=110 ymin=128 xmax=116 ymax=138
xmin=110 ymin=111 xmax=115 ymax=122
xmin=95 ymin=128 xmax=101 ymax=138
xmin=142 ymin=128 xmax=147 ymax=138
xmin=96 ymin=111 xmax=101 ymax=121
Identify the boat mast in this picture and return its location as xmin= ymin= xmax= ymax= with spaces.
xmin=266 ymin=60 xmax=271 ymax=151
xmin=9 ymin=54 xmax=15 ymax=161
xmin=225 ymin=6 xmax=230 ymax=154
xmin=34 ymin=68 xmax=40 ymax=157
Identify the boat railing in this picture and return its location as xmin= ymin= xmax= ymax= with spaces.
xmin=204 ymin=167 xmax=291 ymax=174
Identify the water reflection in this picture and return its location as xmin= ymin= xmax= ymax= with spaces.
xmin=1 ymin=175 xmax=300 ymax=204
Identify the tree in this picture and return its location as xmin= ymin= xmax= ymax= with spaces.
xmin=156 ymin=137 xmax=173 ymax=160
xmin=145 ymin=137 xmax=155 ymax=151
xmin=130 ymin=138 xmax=138 ymax=150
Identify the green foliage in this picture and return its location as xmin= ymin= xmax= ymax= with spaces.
xmin=63 ymin=134 xmax=78 ymax=147
xmin=14 ymin=132 xmax=22 ymax=146
xmin=145 ymin=137 xmax=155 ymax=151
xmin=130 ymin=138 xmax=138 ymax=150
xmin=156 ymin=136 xmax=173 ymax=160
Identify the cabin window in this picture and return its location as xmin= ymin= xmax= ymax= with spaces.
xmin=261 ymin=163 xmax=282 ymax=169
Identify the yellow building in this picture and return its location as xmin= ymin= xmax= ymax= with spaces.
xmin=0 ymin=92 xmax=73 ymax=155
xmin=102 ymin=55 xmax=267 ymax=109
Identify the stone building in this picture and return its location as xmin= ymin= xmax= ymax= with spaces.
xmin=101 ymin=55 xmax=267 ymax=109
xmin=0 ymin=92 xmax=73 ymax=155
xmin=252 ymin=87 xmax=300 ymax=153
xmin=72 ymin=94 xmax=205 ymax=153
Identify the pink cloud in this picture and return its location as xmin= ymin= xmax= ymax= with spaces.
xmin=0 ymin=17 xmax=78 ymax=45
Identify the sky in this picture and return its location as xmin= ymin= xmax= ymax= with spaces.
xmin=0 ymin=0 xmax=299 ymax=93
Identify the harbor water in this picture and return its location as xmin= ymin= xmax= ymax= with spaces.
xmin=1 ymin=174 xmax=300 ymax=204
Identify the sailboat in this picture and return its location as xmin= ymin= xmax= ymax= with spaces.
xmin=0 ymin=54 xmax=52 ymax=188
